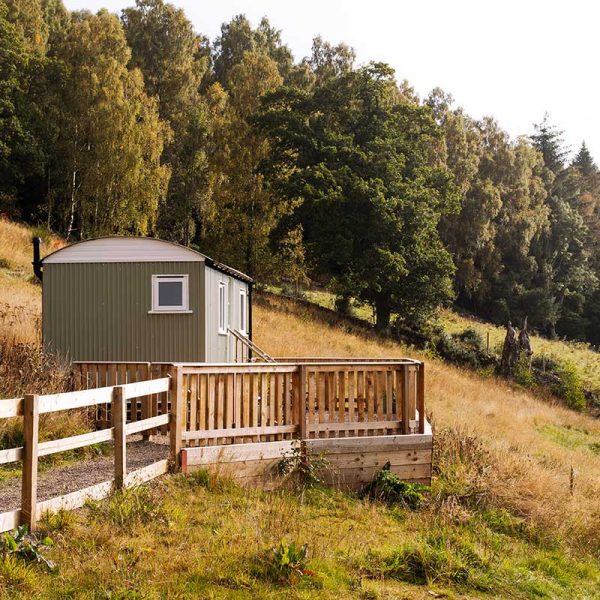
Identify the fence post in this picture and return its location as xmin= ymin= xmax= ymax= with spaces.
xmin=418 ymin=362 xmax=425 ymax=434
xmin=21 ymin=393 xmax=39 ymax=531
xmin=113 ymin=386 xmax=126 ymax=489
xmin=169 ymin=365 xmax=183 ymax=469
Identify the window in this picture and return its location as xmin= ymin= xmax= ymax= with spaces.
xmin=218 ymin=281 xmax=228 ymax=334
xmin=150 ymin=275 xmax=190 ymax=313
xmin=239 ymin=289 xmax=247 ymax=335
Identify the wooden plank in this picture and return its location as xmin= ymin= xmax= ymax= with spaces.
xmin=0 ymin=445 xmax=23 ymax=465
xmin=348 ymin=371 xmax=356 ymax=437
xmin=307 ymin=370 xmax=316 ymax=431
xmin=322 ymin=449 xmax=432 ymax=468
xmin=0 ymin=509 xmax=20 ymax=534
xmin=242 ymin=373 xmax=250 ymax=429
xmin=182 ymin=425 xmax=298 ymax=440
xmin=199 ymin=373 xmax=207 ymax=433
xmin=307 ymin=434 xmax=433 ymax=453
xmin=298 ymin=367 xmax=307 ymax=441
xmin=123 ymin=459 xmax=169 ymax=487
xmin=208 ymin=374 xmax=216 ymax=442
xmin=233 ymin=373 xmax=241 ymax=432
xmin=402 ymin=365 xmax=410 ymax=435
xmin=366 ymin=371 xmax=375 ymax=423
xmin=170 ymin=365 xmax=183 ymax=466
xmin=188 ymin=374 xmax=198 ymax=447
xmin=226 ymin=373 xmax=234 ymax=430
xmin=386 ymin=370 xmax=394 ymax=421
xmin=36 ymin=480 xmax=113 ymax=517
xmin=37 ymin=386 xmax=114 ymax=414
xmin=0 ymin=398 xmax=23 ymax=418
xmin=21 ymin=394 xmax=39 ymax=530
xmin=308 ymin=420 xmax=403 ymax=433
xmin=121 ymin=378 xmax=170 ymax=401
xmin=182 ymin=440 xmax=294 ymax=466
xmin=112 ymin=386 xmax=126 ymax=489
xmin=283 ymin=374 xmax=291 ymax=437
xmin=418 ymin=363 xmax=425 ymax=434
xmin=317 ymin=371 xmax=326 ymax=435
xmin=182 ymin=364 xmax=298 ymax=375
xmin=125 ymin=414 xmax=170 ymax=436
xmin=38 ymin=429 xmax=113 ymax=457
xmin=260 ymin=373 xmax=268 ymax=429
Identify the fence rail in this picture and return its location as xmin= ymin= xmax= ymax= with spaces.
xmin=0 ymin=376 xmax=171 ymax=533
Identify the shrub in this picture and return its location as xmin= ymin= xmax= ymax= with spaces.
xmin=513 ymin=355 xmax=535 ymax=388
xmin=554 ymin=361 xmax=586 ymax=411
xmin=363 ymin=463 xmax=430 ymax=509
xmin=455 ymin=328 xmax=484 ymax=351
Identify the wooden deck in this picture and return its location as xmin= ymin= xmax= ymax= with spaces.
xmin=73 ymin=358 xmax=432 ymax=490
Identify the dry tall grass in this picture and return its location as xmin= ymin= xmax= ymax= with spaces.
xmin=255 ymin=294 xmax=600 ymax=554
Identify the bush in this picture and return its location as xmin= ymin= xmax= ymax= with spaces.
xmin=363 ymin=463 xmax=430 ymax=509
xmin=455 ymin=328 xmax=484 ymax=351
xmin=554 ymin=361 xmax=586 ymax=411
xmin=513 ymin=355 xmax=535 ymax=388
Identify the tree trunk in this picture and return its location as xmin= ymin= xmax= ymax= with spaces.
xmin=375 ymin=295 xmax=391 ymax=334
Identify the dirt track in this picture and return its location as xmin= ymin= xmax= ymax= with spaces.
xmin=0 ymin=436 xmax=169 ymax=512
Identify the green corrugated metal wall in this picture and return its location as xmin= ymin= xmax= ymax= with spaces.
xmin=42 ymin=262 xmax=205 ymax=362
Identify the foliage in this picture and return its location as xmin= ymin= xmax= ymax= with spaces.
xmin=277 ymin=441 xmax=329 ymax=488
xmin=363 ymin=462 xmax=430 ymax=509
xmin=264 ymin=540 xmax=314 ymax=584
xmin=554 ymin=360 xmax=587 ymax=411
xmin=0 ymin=526 xmax=56 ymax=572
xmin=513 ymin=354 xmax=535 ymax=388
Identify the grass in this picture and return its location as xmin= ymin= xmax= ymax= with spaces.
xmin=2 ymin=220 xmax=600 ymax=597
xmin=4 ymin=477 xmax=599 ymax=599
xmin=276 ymin=283 xmax=600 ymax=395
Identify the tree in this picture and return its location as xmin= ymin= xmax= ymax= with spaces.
xmin=49 ymin=9 xmax=170 ymax=238
xmin=531 ymin=113 xmax=569 ymax=174
xmin=202 ymin=50 xmax=285 ymax=278
xmin=122 ymin=0 xmax=210 ymax=244
xmin=257 ymin=63 xmax=459 ymax=331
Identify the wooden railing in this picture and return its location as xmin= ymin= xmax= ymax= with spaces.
xmin=73 ymin=359 xmax=426 ymax=448
xmin=176 ymin=359 xmax=424 ymax=446
xmin=0 ymin=376 xmax=172 ymax=533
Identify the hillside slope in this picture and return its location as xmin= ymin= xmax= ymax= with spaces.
xmin=1 ymin=220 xmax=600 ymax=598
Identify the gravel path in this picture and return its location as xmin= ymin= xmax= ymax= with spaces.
xmin=0 ymin=436 xmax=170 ymax=512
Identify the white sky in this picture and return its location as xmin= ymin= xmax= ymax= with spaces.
xmin=64 ymin=0 xmax=600 ymax=163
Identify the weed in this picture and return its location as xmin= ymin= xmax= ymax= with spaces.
xmin=39 ymin=509 xmax=76 ymax=535
xmin=0 ymin=554 xmax=36 ymax=592
xmin=277 ymin=441 xmax=329 ymax=488
xmin=363 ymin=463 xmax=430 ymax=509
xmin=263 ymin=541 xmax=315 ymax=584
xmin=0 ymin=526 xmax=56 ymax=572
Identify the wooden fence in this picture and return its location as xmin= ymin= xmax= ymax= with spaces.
xmin=0 ymin=375 xmax=173 ymax=533
xmin=74 ymin=358 xmax=426 ymax=449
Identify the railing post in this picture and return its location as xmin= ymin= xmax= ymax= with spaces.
xmin=418 ymin=362 xmax=425 ymax=434
xmin=169 ymin=365 xmax=183 ymax=469
xmin=113 ymin=386 xmax=126 ymax=489
xmin=298 ymin=365 xmax=307 ymax=441
xmin=21 ymin=393 xmax=39 ymax=531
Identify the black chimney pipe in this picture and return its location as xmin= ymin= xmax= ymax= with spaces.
xmin=32 ymin=236 xmax=43 ymax=281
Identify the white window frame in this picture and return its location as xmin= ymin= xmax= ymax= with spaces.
xmin=239 ymin=288 xmax=247 ymax=335
xmin=218 ymin=281 xmax=229 ymax=335
xmin=150 ymin=274 xmax=191 ymax=314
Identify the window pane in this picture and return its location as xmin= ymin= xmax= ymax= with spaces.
xmin=158 ymin=281 xmax=183 ymax=306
